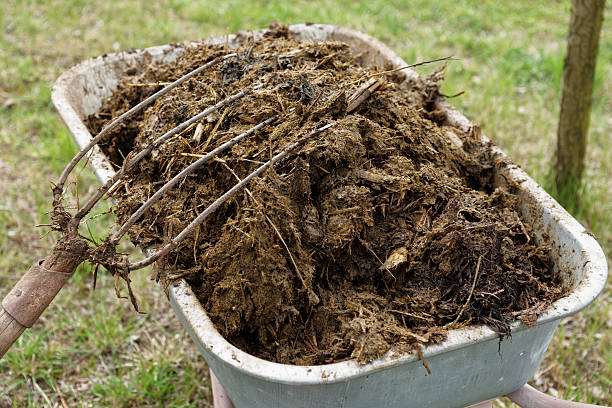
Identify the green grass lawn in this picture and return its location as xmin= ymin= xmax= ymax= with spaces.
xmin=0 ymin=0 xmax=610 ymax=406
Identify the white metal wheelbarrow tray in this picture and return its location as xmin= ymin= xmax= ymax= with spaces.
xmin=51 ymin=24 xmax=607 ymax=408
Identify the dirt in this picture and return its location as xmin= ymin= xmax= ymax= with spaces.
xmin=86 ymin=25 xmax=565 ymax=365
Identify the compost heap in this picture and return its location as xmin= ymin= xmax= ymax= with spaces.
xmin=87 ymin=27 xmax=565 ymax=365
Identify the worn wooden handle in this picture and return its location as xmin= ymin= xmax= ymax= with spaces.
xmin=0 ymin=309 xmax=27 ymax=357
xmin=2 ymin=261 xmax=72 ymax=328
xmin=0 ymin=261 xmax=74 ymax=358
xmin=0 ymin=236 xmax=88 ymax=358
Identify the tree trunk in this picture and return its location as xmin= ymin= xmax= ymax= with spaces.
xmin=555 ymin=0 xmax=606 ymax=199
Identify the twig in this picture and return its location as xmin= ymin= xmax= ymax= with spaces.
xmin=363 ymin=55 xmax=457 ymax=81
xmin=447 ymin=254 xmax=483 ymax=327
xmin=232 ymin=225 xmax=255 ymax=242
xmin=127 ymin=82 xmax=172 ymax=87
xmin=477 ymin=288 xmax=505 ymax=299
xmin=389 ymin=309 xmax=434 ymax=322
xmin=415 ymin=345 xmax=431 ymax=375
xmin=347 ymin=78 xmax=385 ymax=113
xmin=202 ymin=107 xmax=229 ymax=151
xmin=236 ymin=157 xmax=265 ymax=165
xmin=55 ymin=384 xmax=69 ymax=408
xmin=177 ymin=121 xmax=198 ymax=138
xmin=313 ymin=52 xmax=338 ymax=69
xmin=327 ymin=206 xmax=360 ymax=216
xmin=80 ymin=208 xmax=113 ymax=224
xmin=517 ymin=217 xmax=531 ymax=244
xmin=74 ymin=179 xmax=80 ymax=211
xmin=219 ymin=160 xmax=308 ymax=291
xmin=31 ymin=376 xmax=52 ymax=407
xmin=459 ymin=223 xmax=496 ymax=232
xmin=439 ymin=90 xmax=465 ymax=98
xmin=85 ymin=219 xmax=98 ymax=245
xmin=359 ymin=237 xmax=395 ymax=279
xmin=345 ymin=55 xmax=457 ymax=90
xmin=193 ymin=225 xmax=200 ymax=265
xmin=405 ymin=330 xmax=429 ymax=343
xmin=180 ymin=153 xmax=205 ymax=158
xmin=103 ymin=180 xmax=124 ymax=199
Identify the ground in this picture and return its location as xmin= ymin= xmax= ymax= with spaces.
xmin=0 ymin=1 xmax=610 ymax=406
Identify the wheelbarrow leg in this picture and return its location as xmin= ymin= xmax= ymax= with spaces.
xmin=210 ymin=369 xmax=235 ymax=408
xmin=467 ymin=400 xmax=493 ymax=408
xmin=506 ymin=384 xmax=609 ymax=408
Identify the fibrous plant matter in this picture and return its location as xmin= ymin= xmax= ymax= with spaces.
xmin=87 ymin=26 xmax=565 ymax=365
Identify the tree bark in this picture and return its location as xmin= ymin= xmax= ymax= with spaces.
xmin=555 ymin=0 xmax=606 ymax=198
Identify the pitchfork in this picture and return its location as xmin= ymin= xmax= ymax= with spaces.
xmin=0 ymin=53 xmax=334 ymax=357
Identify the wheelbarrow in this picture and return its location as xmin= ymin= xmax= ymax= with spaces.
xmin=51 ymin=24 xmax=608 ymax=407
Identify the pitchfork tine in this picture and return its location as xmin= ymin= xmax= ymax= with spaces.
xmin=111 ymin=113 xmax=285 ymax=243
xmin=72 ymin=83 xmax=262 ymax=224
xmin=54 ymin=54 xmax=236 ymax=201
xmin=127 ymin=122 xmax=335 ymax=270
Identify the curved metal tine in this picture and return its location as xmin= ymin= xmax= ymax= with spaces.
xmin=110 ymin=113 xmax=284 ymax=243
xmin=74 ymin=83 xmax=263 ymax=221
xmin=127 ymin=122 xmax=335 ymax=270
xmin=55 ymin=53 xmax=237 ymax=196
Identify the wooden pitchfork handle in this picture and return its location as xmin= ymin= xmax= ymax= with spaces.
xmin=0 ymin=236 xmax=87 ymax=358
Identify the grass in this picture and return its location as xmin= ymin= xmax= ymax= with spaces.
xmin=0 ymin=0 xmax=610 ymax=406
